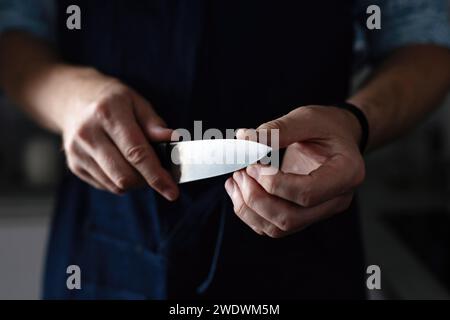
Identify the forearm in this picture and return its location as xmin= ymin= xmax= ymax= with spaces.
xmin=349 ymin=45 xmax=450 ymax=150
xmin=0 ymin=31 xmax=95 ymax=133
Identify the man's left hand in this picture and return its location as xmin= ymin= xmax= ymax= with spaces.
xmin=225 ymin=105 xmax=366 ymax=238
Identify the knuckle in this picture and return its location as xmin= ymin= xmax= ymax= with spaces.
xmin=265 ymin=176 xmax=279 ymax=195
xmin=245 ymin=189 xmax=261 ymax=209
xmin=266 ymin=118 xmax=286 ymax=132
xmin=278 ymin=217 xmax=292 ymax=232
xmin=93 ymin=100 xmax=113 ymax=122
xmin=147 ymin=173 xmax=165 ymax=190
xmin=109 ymin=81 xmax=130 ymax=96
xmin=92 ymin=90 xmax=131 ymax=125
xmin=68 ymin=161 xmax=83 ymax=175
xmin=125 ymin=145 xmax=149 ymax=166
xmin=234 ymin=202 xmax=247 ymax=219
xmin=297 ymin=188 xmax=315 ymax=207
xmin=115 ymin=176 xmax=135 ymax=190
xmin=74 ymin=123 xmax=93 ymax=144
xmin=296 ymin=106 xmax=316 ymax=119
xmin=63 ymin=137 xmax=77 ymax=155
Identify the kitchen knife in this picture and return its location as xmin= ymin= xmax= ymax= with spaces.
xmin=155 ymin=139 xmax=272 ymax=183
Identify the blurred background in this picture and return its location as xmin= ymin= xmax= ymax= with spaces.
xmin=0 ymin=94 xmax=62 ymax=299
xmin=0 ymin=30 xmax=449 ymax=301
xmin=359 ymin=87 xmax=450 ymax=300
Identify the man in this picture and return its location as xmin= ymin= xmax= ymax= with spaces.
xmin=0 ymin=0 xmax=449 ymax=299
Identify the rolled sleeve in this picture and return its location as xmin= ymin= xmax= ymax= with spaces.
xmin=355 ymin=0 xmax=450 ymax=61
xmin=0 ymin=0 xmax=55 ymax=41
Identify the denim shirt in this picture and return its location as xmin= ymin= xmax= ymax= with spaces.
xmin=0 ymin=0 xmax=55 ymax=41
xmin=1 ymin=0 xmax=449 ymax=61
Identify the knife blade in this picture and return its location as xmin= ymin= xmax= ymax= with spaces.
xmin=156 ymin=139 xmax=271 ymax=183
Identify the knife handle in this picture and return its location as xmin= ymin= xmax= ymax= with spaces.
xmin=152 ymin=142 xmax=182 ymax=183
xmin=152 ymin=142 xmax=172 ymax=169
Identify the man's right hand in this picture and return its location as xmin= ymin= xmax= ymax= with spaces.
xmin=59 ymin=69 xmax=179 ymax=200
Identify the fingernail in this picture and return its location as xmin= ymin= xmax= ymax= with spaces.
xmin=171 ymin=130 xmax=182 ymax=142
xmin=247 ymin=224 xmax=263 ymax=236
xmin=164 ymin=189 xmax=178 ymax=201
xmin=224 ymin=179 xmax=234 ymax=195
xmin=236 ymin=128 xmax=247 ymax=139
xmin=151 ymin=126 xmax=170 ymax=134
xmin=246 ymin=165 xmax=259 ymax=179
xmin=150 ymin=127 xmax=173 ymax=139
xmin=233 ymin=171 xmax=243 ymax=183
xmin=114 ymin=189 xmax=125 ymax=196
xmin=236 ymin=128 xmax=258 ymax=141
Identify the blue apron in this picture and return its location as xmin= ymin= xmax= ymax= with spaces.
xmin=44 ymin=0 xmax=366 ymax=299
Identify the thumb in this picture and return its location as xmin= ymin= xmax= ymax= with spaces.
xmin=131 ymin=90 xmax=173 ymax=142
xmin=255 ymin=115 xmax=296 ymax=148
xmin=238 ymin=109 xmax=313 ymax=148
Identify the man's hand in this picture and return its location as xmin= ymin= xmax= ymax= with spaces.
xmin=225 ymin=106 xmax=365 ymax=237
xmin=0 ymin=32 xmax=179 ymax=200
xmin=60 ymin=69 xmax=179 ymax=200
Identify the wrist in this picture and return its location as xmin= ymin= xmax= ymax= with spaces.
xmin=48 ymin=66 xmax=105 ymax=133
xmin=331 ymin=102 xmax=369 ymax=153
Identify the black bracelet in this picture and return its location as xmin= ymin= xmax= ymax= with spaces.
xmin=332 ymin=102 xmax=369 ymax=153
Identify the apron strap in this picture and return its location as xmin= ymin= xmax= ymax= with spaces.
xmin=196 ymin=193 xmax=227 ymax=294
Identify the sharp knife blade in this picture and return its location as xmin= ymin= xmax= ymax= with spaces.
xmin=157 ymin=139 xmax=271 ymax=184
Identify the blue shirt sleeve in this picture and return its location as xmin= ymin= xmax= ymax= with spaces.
xmin=0 ymin=0 xmax=55 ymax=41
xmin=355 ymin=0 xmax=450 ymax=61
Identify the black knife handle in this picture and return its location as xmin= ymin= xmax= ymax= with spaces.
xmin=152 ymin=142 xmax=172 ymax=170
xmin=152 ymin=142 xmax=181 ymax=182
